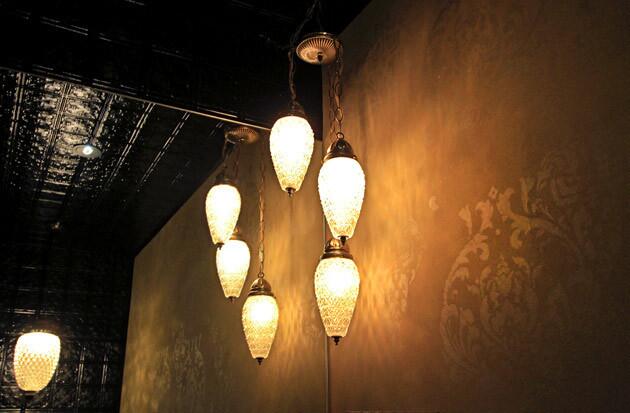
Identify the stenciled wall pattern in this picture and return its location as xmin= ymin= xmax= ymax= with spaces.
xmin=327 ymin=0 xmax=627 ymax=412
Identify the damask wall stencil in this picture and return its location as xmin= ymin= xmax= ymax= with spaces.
xmin=441 ymin=150 xmax=610 ymax=383
xmin=326 ymin=0 xmax=628 ymax=412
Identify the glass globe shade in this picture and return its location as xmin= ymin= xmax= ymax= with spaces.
xmin=314 ymin=246 xmax=360 ymax=344
xmin=216 ymin=237 xmax=250 ymax=300
xmin=205 ymin=182 xmax=241 ymax=246
xmin=14 ymin=332 xmax=61 ymax=392
xmin=269 ymin=115 xmax=314 ymax=195
xmin=318 ymin=156 xmax=365 ymax=241
xmin=242 ymin=283 xmax=279 ymax=364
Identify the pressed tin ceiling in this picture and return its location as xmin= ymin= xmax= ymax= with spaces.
xmin=0 ymin=0 xmax=372 ymax=254
xmin=0 ymin=69 xmax=227 ymax=254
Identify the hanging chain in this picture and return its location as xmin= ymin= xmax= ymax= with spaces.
xmin=232 ymin=143 xmax=241 ymax=180
xmin=257 ymin=142 xmax=266 ymax=278
xmin=220 ymin=138 xmax=230 ymax=175
xmin=288 ymin=0 xmax=321 ymax=112
xmin=288 ymin=49 xmax=300 ymax=112
xmin=327 ymin=40 xmax=344 ymax=143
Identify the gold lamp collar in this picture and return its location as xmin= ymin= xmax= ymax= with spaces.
xmin=323 ymin=132 xmax=357 ymax=162
xmin=229 ymin=227 xmax=245 ymax=241
xmin=247 ymin=277 xmax=275 ymax=298
xmin=321 ymin=238 xmax=354 ymax=260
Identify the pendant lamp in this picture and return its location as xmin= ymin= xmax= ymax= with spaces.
xmin=270 ymin=112 xmax=314 ymax=196
xmin=14 ymin=331 xmax=61 ymax=392
xmin=242 ymin=277 xmax=279 ymax=364
xmin=314 ymin=238 xmax=360 ymax=344
xmin=318 ymin=133 xmax=365 ymax=243
xmin=216 ymin=228 xmax=250 ymax=301
xmin=205 ymin=175 xmax=241 ymax=248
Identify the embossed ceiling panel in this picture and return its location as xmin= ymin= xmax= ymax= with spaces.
xmin=0 ymin=68 xmax=225 ymax=253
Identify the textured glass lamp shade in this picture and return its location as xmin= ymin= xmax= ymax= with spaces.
xmin=241 ymin=278 xmax=279 ymax=364
xmin=216 ymin=234 xmax=250 ymax=300
xmin=318 ymin=137 xmax=365 ymax=241
xmin=205 ymin=181 xmax=241 ymax=247
xmin=270 ymin=115 xmax=314 ymax=195
xmin=14 ymin=332 xmax=61 ymax=392
xmin=314 ymin=239 xmax=360 ymax=344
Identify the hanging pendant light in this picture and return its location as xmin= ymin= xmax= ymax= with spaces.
xmin=242 ymin=277 xmax=279 ymax=364
xmin=318 ymin=133 xmax=365 ymax=243
xmin=314 ymin=239 xmax=360 ymax=344
xmin=14 ymin=331 xmax=61 ymax=392
xmin=216 ymin=228 xmax=250 ymax=301
xmin=205 ymin=175 xmax=241 ymax=248
xmin=270 ymin=111 xmax=314 ymax=196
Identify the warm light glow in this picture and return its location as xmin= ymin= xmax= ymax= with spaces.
xmin=242 ymin=295 xmax=279 ymax=362
xmin=216 ymin=238 xmax=250 ymax=299
xmin=205 ymin=183 xmax=241 ymax=246
xmin=14 ymin=332 xmax=61 ymax=392
xmin=270 ymin=115 xmax=314 ymax=195
xmin=315 ymin=257 xmax=360 ymax=341
xmin=318 ymin=156 xmax=365 ymax=240
xmin=82 ymin=145 xmax=94 ymax=156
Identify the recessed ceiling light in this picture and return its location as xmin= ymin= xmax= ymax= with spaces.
xmin=73 ymin=143 xmax=102 ymax=159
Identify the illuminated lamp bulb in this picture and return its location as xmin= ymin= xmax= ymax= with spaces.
xmin=205 ymin=175 xmax=241 ymax=248
xmin=269 ymin=113 xmax=314 ymax=196
xmin=318 ymin=133 xmax=365 ymax=243
xmin=216 ymin=228 xmax=250 ymax=301
xmin=14 ymin=331 xmax=61 ymax=392
xmin=314 ymin=239 xmax=360 ymax=344
xmin=241 ymin=278 xmax=279 ymax=364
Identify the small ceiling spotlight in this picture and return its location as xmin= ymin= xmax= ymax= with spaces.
xmin=297 ymin=32 xmax=339 ymax=65
xmin=73 ymin=143 xmax=102 ymax=159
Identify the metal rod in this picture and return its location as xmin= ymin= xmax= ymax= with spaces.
xmin=0 ymin=66 xmax=272 ymax=131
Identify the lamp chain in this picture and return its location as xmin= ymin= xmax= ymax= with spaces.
xmin=220 ymin=138 xmax=230 ymax=175
xmin=232 ymin=143 xmax=241 ymax=179
xmin=328 ymin=40 xmax=344 ymax=143
xmin=257 ymin=142 xmax=265 ymax=278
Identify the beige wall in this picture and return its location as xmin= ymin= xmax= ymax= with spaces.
xmin=328 ymin=0 xmax=628 ymax=412
xmin=120 ymin=136 xmax=327 ymax=413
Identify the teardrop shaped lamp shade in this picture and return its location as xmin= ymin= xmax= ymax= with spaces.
xmin=205 ymin=183 xmax=241 ymax=246
xmin=314 ymin=240 xmax=360 ymax=343
xmin=318 ymin=156 xmax=365 ymax=240
xmin=216 ymin=238 xmax=250 ymax=300
xmin=14 ymin=332 xmax=61 ymax=392
xmin=270 ymin=115 xmax=314 ymax=195
xmin=242 ymin=294 xmax=279 ymax=363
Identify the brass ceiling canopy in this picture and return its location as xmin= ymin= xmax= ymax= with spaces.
xmin=225 ymin=125 xmax=260 ymax=144
xmin=296 ymin=32 xmax=339 ymax=65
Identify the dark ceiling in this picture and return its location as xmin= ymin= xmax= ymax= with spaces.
xmin=0 ymin=0 xmax=372 ymax=255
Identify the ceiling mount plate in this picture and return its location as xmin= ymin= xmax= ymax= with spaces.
xmin=225 ymin=125 xmax=260 ymax=144
xmin=297 ymin=32 xmax=339 ymax=65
